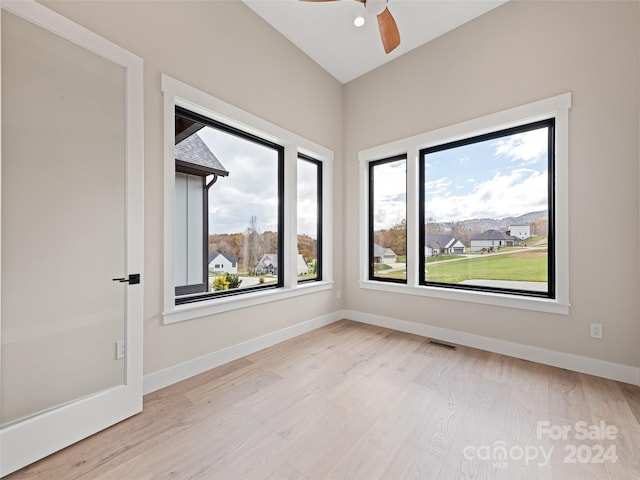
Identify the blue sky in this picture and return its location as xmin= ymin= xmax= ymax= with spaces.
xmin=372 ymin=126 xmax=550 ymax=229
xmin=424 ymin=126 xmax=549 ymax=222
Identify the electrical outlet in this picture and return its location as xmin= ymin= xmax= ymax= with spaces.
xmin=116 ymin=339 xmax=125 ymax=360
xmin=337 ymin=289 xmax=341 ymax=299
xmin=590 ymin=323 xmax=603 ymax=339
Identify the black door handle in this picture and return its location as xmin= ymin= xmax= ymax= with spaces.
xmin=112 ymin=274 xmax=140 ymax=285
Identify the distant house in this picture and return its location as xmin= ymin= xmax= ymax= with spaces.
xmin=208 ymin=252 xmax=238 ymax=274
xmin=255 ymin=254 xmax=278 ymax=275
xmin=296 ymin=255 xmax=309 ymax=275
xmin=425 ymin=234 xmax=466 ymax=256
xmin=254 ymin=253 xmax=309 ymax=275
xmin=372 ymin=244 xmax=397 ymax=264
xmin=470 ymin=229 xmax=522 ymax=252
xmin=507 ymin=225 xmax=531 ymax=240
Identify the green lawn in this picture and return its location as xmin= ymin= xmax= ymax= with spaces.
xmin=297 ymin=273 xmax=318 ymax=281
xmin=375 ymin=263 xmax=392 ymax=271
xmin=374 ymin=249 xmax=547 ymax=283
xmin=523 ymin=236 xmax=548 ymax=247
xmin=426 ymin=250 xmax=547 ymax=283
xmin=375 ymin=269 xmax=407 ymax=280
xmin=426 ymin=254 xmax=465 ymax=263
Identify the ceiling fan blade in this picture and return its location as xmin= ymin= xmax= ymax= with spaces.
xmin=377 ymin=7 xmax=400 ymax=54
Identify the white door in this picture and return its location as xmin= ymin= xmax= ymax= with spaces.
xmin=0 ymin=2 xmax=143 ymax=476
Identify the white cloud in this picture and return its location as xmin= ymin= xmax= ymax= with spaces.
xmin=425 ymin=168 xmax=547 ymax=221
xmin=425 ymin=177 xmax=452 ymax=196
xmin=493 ymin=128 xmax=548 ymax=165
xmin=371 ymin=160 xmax=407 ymax=230
xmin=373 ymin=200 xmax=405 ymax=230
xmin=297 ymin=198 xmax=318 ymax=237
xmin=297 ymin=161 xmax=319 ymax=237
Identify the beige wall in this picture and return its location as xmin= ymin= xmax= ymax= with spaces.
xmin=41 ymin=0 xmax=345 ymax=376
xmin=26 ymin=0 xmax=640 ymax=383
xmin=344 ymin=0 xmax=640 ymax=368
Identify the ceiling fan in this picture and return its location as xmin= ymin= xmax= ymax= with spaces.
xmin=301 ymin=0 xmax=400 ymax=54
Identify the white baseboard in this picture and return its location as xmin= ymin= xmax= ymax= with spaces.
xmin=342 ymin=309 xmax=640 ymax=386
xmin=143 ymin=309 xmax=639 ymax=396
xmin=143 ymin=311 xmax=342 ymax=394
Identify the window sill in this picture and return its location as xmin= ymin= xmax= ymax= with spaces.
xmin=358 ymin=280 xmax=570 ymax=315
xmin=163 ymin=281 xmax=335 ymax=324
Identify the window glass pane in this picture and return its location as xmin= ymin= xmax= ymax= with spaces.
xmin=370 ymin=157 xmax=407 ymax=282
xmin=297 ymin=157 xmax=321 ymax=282
xmin=421 ymin=120 xmax=553 ymax=297
xmin=174 ymin=108 xmax=282 ymax=300
xmin=203 ymin=127 xmax=280 ymax=292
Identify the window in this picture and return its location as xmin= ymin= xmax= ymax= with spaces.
xmin=369 ymin=156 xmax=407 ymax=283
xmin=174 ymin=107 xmax=284 ymax=304
xmin=359 ymin=93 xmax=571 ymax=314
xmin=297 ymin=155 xmax=322 ymax=282
xmin=420 ymin=119 xmax=555 ymax=298
xmin=162 ymin=75 xmax=334 ymax=323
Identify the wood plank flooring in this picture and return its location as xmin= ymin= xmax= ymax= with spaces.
xmin=5 ymin=319 xmax=640 ymax=479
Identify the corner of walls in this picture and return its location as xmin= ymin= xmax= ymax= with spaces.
xmin=143 ymin=311 xmax=343 ymax=395
xmin=144 ymin=306 xmax=640 ymax=396
xmin=342 ymin=310 xmax=640 ymax=386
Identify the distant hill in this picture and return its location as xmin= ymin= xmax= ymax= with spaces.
xmin=429 ymin=210 xmax=548 ymax=238
xmin=453 ymin=210 xmax=547 ymax=232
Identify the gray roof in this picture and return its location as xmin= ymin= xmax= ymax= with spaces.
xmin=257 ymin=254 xmax=278 ymax=266
xmin=175 ymin=133 xmax=228 ymax=176
xmin=208 ymin=251 xmax=238 ymax=264
xmin=425 ymin=234 xmax=455 ymax=248
xmin=373 ymin=244 xmax=396 ymax=256
xmin=471 ymin=229 xmax=519 ymax=241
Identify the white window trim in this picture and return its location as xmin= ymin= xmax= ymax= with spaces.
xmin=358 ymin=93 xmax=571 ymax=315
xmin=162 ymin=75 xmax=334 ymax=324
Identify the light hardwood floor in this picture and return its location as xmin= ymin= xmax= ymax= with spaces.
xmin=6 ymin=319 xmax=640 ymax=479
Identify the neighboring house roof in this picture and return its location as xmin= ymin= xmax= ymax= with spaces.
xmin=208 ymin=252 xmax=238 ymax=264
xmin=258 ymin=254 xmax=278 ymax=266
xmin=373 ymin=244 xmax=397 ymax=257
xmin=425 ymin=234 xmax=455 ymax=248
xmin=175 ymin=133 xmax=229 ymax=177
xmin=255 ymin=254 xmax=279 ymax=274
xmin=256 ymin=254 xmax=308 ymax=271
xmin=471 ymin=229 xmax=519 ymax=241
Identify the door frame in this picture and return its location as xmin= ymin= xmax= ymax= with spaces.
xmin=0 ymin=1 xmax=144 ymax=476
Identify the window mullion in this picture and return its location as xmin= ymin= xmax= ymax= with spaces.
xmin=406 ymin=147 xmax=419 ymax=287
xmin=284 ymin=145 xmax=297 ymax=289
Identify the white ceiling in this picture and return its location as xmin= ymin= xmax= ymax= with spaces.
xmin=242 ymin=0 xmax=508 ymax=84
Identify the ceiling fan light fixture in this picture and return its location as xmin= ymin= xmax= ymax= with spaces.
xmin=299 ymin=0 xmax=399 ymax=54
